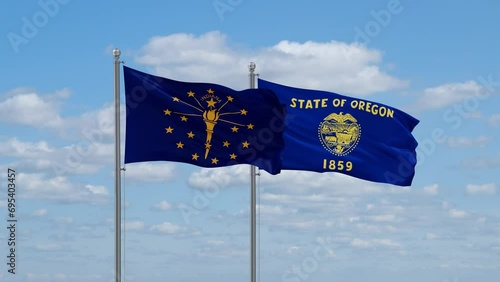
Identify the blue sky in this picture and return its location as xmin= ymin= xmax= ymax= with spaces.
xmin=1 ymin=0 xmax=499 ymax=282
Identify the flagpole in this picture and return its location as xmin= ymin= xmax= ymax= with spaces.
xmin=113 ymin=48 xmax=122 ymax=282
xmin=249 ymin=62 xmax=257 ymax=282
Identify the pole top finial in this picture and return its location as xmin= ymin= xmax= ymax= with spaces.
xmin=113 ymin=48 xmax=121 ymax=58
xmin=248 ymin=62 xmax=256 ymax=72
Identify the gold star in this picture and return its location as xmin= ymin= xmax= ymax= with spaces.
xmin=173 ymin=97 xmax=180 ymax=102
xmin=247 ymin=123 xmax=254 ymax=129
xmin=165 ymin=127 xmax=174 ymax=134
xmin=207 ymin=88 xmax=215 ymax=95
xmin=163 ymin=109 xmax=171 ymax=115
xmin=227 ymin=96 xmax=234 ymax=102
xmin=229 ymin=153 xmax=237 ymax=160
xmin=242 ymin=141 xmax=250 ymax=148
xmin=181 ymin=116 xmax=188 ymax=122
xmin=176 ymin=141 xmax=184 ymax=149
xmin=205 ymin=143 xmax=212 ymax=149
xmin=211 ymin=157 xmax=219 ymax=164
xmin=240 ymin=109 xmax=247 ymax=115
xmin=206 ymin=98 xmax=217 ymax=108
xmin=223 ymin=141 xmax=230 ymax=147
xmin=192 ymin=153 xmax=199 ymax=160
xmin=187 ymin=91 xmax=195 ymax=97
xmin=187 ymin=131 xmax=195 ymax=138
xmin=231 ymin=126 xmax=239 ymax=132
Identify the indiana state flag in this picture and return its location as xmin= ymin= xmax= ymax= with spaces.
xmin=258 ymin=79 xmax=419 ymax=186
xmin=123 ymin=66 xmax=285 ymax=175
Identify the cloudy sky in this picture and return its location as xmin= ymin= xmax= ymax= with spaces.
xmin=1 ymin=1 xmax=499 ymax=282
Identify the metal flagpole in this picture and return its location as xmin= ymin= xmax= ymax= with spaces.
xmin=249 ymin=62 xmax=257 ymax=282
xmin=113 ymin=48 xmax=122 ymax=282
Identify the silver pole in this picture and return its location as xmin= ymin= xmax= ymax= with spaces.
xmin=113 ymin=48 xmax=122 ymax=282
xmin=248 ymin=62 xmax=257 ymax=282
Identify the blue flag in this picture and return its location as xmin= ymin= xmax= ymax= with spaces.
xmin=258 ymin=79 xmax=419 ymax=186
xmin=123 ymin=66 xmax=285 ymax=175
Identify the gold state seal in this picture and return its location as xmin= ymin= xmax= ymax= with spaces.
xmin=318 ymin=112 xmax=361 ymax=156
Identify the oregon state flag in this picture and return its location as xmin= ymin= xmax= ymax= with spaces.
xmin=123 ymin=66 xmax=285 ymax=175
xmin=258 ymin=79 xmax=419 ymax=186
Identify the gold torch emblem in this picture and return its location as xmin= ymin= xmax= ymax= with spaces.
xmin=164 ymin=88 xmax=250 ymax=160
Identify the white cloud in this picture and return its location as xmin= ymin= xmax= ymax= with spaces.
xmin=351 ymin=238 xmax=371 ymax=248
xmin=150 ymin=222 xmax=188 ymax=234
xmin=274 ymin=220 xmax=320 ymax=230
xmin=261 ymin=170 xmax=411 ymax=196
xmin=259 ymin=193 xmax=354 ymax=218
xmin=423 ymin=184 xmax=439 ymax=196
xmin=85 ymin=184 xmax=108 ymax=195
xmin=460 ymin=154 xmax=500 ymax=169
xmin=188 ymin=165 xmax=249 ymax=190
xmin=35 ymin=243 xmax=65 ymax=251
xmin=207 ymin=240 xmax=224 ymax=246
xmin=449 ymin=209 xmax=468 ymax=219
xmin=351 ymin=238 xmax=400 ymax=248
xmin=31 ymin=209 xmax=48 ymax=217
xmin=0 ymin=138 xmax=113 ymax=176
xmin=26 ymin=272 xmax=70 ymax=281
xmin=136 ymin=31 xmax=235 ymax=67
xmin=27 ymin=273 xmax=51 ymax=281
xmin=488 ymin=113 xmax=500 ymax=127
xmin=287 ymin=246 xmax=300 ymax=254
xmin=371 ymin=214 xmax=397 ymax=222
xmin=412 ymin=81 xmax=488 ymax=111
xmin=135 ymin=31 xmax=407 ymax=95
xmin=190 ymin=167 xmax=410 ymax=198
xmin=74 ymin=103 xmax=122 ymax=142
xmin=55 ymin=217 xmax=74 ymax=225
xmin=466 ymin=111 xmax=483 ymax=119
xmin=0 ymin=138 xmax=54 ymax=158
xmin=466 ymin=183 xmax=497 ymax=195
xmin=77 ymin=225 xmax=94 ymax=232
xmin=54 ymin=274 xmax=67 ymax=281
xmin=373 ymin=239 xmax=401 ymax=248
xmin=19 ymin=173 xmax=109 ymax=204
xmin=257 ymin=204 xmax=298 ymax=217
xmin=193 ymin=168 xmax=414 ymax=234
xmin=125 ymin=163 xmax=177 ymax=183
xmin=258 ymin=40 xmax=407 ymax=95
xmin=425 ymin=233 xmax=439 ymax=240
xmin=0 ymin=95 xmax=120 ymax=177
xmin=446 ymin=136 xmax=492 ymax=148
xmin=0 ymin=89 xmax=68 ymax=128
xmin=153 ymin=200 xmax=174 ymax=211
xmin=123 ymin=220 xmax=145 ymax=231
xmin=0 ymin=89 xmax=119 ymax=143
